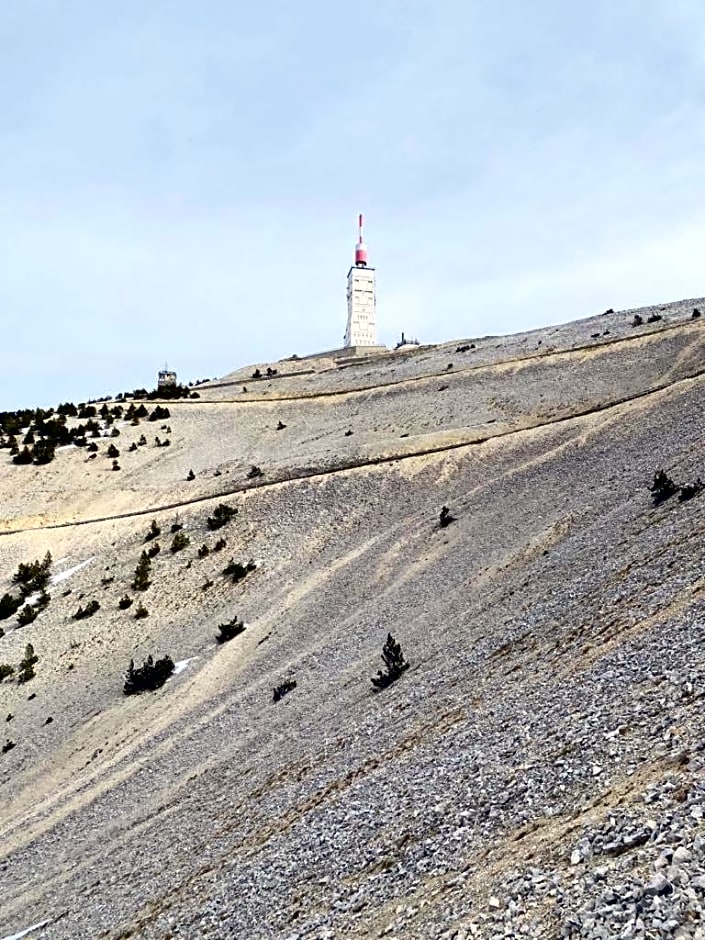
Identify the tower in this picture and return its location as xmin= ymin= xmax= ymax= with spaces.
xmin=344 ymin=214 xmax=376 ymax=347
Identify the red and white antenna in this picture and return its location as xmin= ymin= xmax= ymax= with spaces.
xmin=354 ymin=213 xmax=368 ymax=266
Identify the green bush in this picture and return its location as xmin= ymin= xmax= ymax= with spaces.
xmin=170 ymin=531 xmax=190 ymax=553
xmin=371 ymin=633 xmax=409 ymax=690
xmin=132 ymin=552 xmax=152 ymax=591
xmin=273 ymin=679 xmax=296 ymax=702
xmin=0 ymin=664 xmax=14 ymax=681
xmin=18 ymin=643 xmax=38 ymax=683
xmin=145 ymin=519 xmax=160 ymax=541
xmin=222 ymin=558 xmax=256 ymax=583
xmin=13 ymin=552 xmax=52 ymax=596
xmin=206 ymin=503 xmax=237 ymax=531
xmin=197 ymin=544 xmax=210 ymax=558
xmin=17 ymin=605 xmax=38 ymax=627
xmin=0 ymin=593 xmax=23 ymax=621
xmin=123 ymin=654 xmax=174 ymax=695
xmin=651 ymin=470 xmax=678 ymax=506
xmin=118 ymin=595 xmax=133 ymax=610
xmin=217 ymin=616 xmax=246 ymax=643
xmin=134 ymin=602 xmax=149 ymax=619
xmin=73 ymin=599 xmax=100 ymax=620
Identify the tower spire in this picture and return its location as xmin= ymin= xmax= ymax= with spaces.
xmin=355 ymin=213 xmax=368 ymax=266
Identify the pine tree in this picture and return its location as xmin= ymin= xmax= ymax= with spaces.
xmin=132 ymin=552 xmax=152 ymax=591
xmin=18 ymin=643 xmax=39 ymax=683
xmin=371 ymin=633 xmax=409 ymax=690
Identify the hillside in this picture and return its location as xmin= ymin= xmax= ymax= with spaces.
xmin=1 ymin=298 xmax=705 ymax=940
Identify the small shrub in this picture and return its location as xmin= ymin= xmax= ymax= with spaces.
xmin=12 ymin=446 xmax=33 ymax=465
xmin=132 ymin=552 xmax=152 ymax=591
xmin=187 ymin=469 xmax=195 ymax=481
xmin=73 ymin=599 xmax=100 ymax=620
xmin=17 ymin=605 xmax=38 ymax=627
xmin=439 ymin=505 xmax=455 ymax=528
xmin=128 ymin=442 xmax=138 ymax=452
xmin=134 ymin=602 xmax=149 ymax=619
xmin=148 ymin=405 xmax=170 ymax=422
xmin=651 ymin=469 xmax=678 ymax=506
xmin=273 ymin=679 xmax=297 ymax=702
xmin=647 ymin=313 xmax=662 ymax=323
xmin=118 ymin=595 xmax=133 ymax=610
xmin=32 ymin=439 xmax=56 ymax=465
xmin=170 ymin=518 xmax=183 ymax=533
xmin=171 ymin=531 xmax=190 ymax=553
xmin=201 ymin=579 xmax=214 ymax=591
xmin=247 ymin=465 xmax=263 ymax=479
xmin=0 ymin=593 xmax=23 ymax=622
xmin=692 ymin=308 xmax=701 ymax=319
xmin=217 ymin=616 xmax=246 ymax=643
xmin=107 ymin=444 xmax=120 ymax=458
xmin=123 ymin=654 xmax=174 ymax=695
xmin=197 ymin=544 xmax=210 ymax=558
xmin=0 ymin=664 xmax=14 ymax=681
xmin=222 ymin=558 xmax=256 ymax=583
xmin=679 ymin=479 xmax=704 ymax=502
xmin=206 ymin=503 xmax=238 ymax=531
xmin=146 ymin=541 xmax=161 ymax=558
xmin=145 ymin=519 xmax=161 ymax=541
xmin=18 ymin=643 xmax=39 ymax=683
xmin=138 ymin=434 xmax=147 ymax=445
xmin=276 ymin=420 xmax=286 ymax=430
xmin=2 ymin=739 xmax=16 ymax=754
xmin=213 ymin=537 xmax=227 ymax=552
xmin=371 ymin=633 xmax=409 ymax=690
xmin=112 ymin=460 xmax=121 ymax=471
xmin=12 ymin=552 xmax=52 ymax=596
xmin=632 ymin=314 xmax=644 ymax=327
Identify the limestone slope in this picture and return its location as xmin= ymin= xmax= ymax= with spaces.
xmin=0 ymin=298 xmax=704 ymax=939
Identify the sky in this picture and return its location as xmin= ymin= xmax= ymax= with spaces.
xmin=1 ymin=0 xmax=705 ymax=409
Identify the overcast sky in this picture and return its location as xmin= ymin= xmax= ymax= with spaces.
xmin=1 ymin=0 xmax=704 ymax=409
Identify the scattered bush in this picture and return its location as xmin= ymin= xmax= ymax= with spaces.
xmin=692 ymin=308 xmax=701 ymax=319
xmin=118 ymin=595 xmax=133 ymax=610
xmin=371 ymin=633 xmax=409 ymax=690
xmin=276 ymin=420 xmax=286 ymax=430
xmin=222 ymin=558 xmax=257 ymax=583
xmin=123 ymin=654 xmax=174 ymax=695
xmin=632 ymin=314 xmax=644 ymax=327
xmin=148 ymin=405 xmax=170 ymax=422
xmin=206 ymin=503 xmax=237 ymax=531
xmin=0 ymin=664 xmax=14 ymax=681
xmin=170 ymin=519 xmax=183 ymax=533
xmin=145 ymin=519 xmax=161 ymax=541
xmin=17 ymin=604 xmax=38 ymax=627
xmin=171 ymin=531 xmax=190 ymax=553
xmin=107 ymin=444 xmax=120 ymax=458
xmin=201 ymin=579 xmax=214 ymax=591
xmin=217 ymin=616 xmax=246 ymax=643
xmin=134 ymin=602 xmax=149 ymax=619
xmin=647 ymin=313 xmax=663 ymax=323
xmin=273 ymin=679 xmax=297 ymax=702
xmin=12 ymin=446 xmax=33 ymax=465
xmin=128 ymin=442 xmax=138 ymax=452
xmin=213 ymin=537 xmax=227 ymax=552
xmin=12 ymin=553 xmax=52 ymax=596
xmin=87 ymin=441 xmax=99 ymax=453
xmin=651 ymin=470 xmax=678 ymax=506
xmin=73 ymin=599 xmax=100 ymax=620
xmin=111 ymin=460 xmax=120 ymax=471
xmin=0 ymin=593 xmax=23 ymax=621
xmin=18 ymin=643 xmax=39 ymax=683
xmin=146 ymin=541 xmax=161 ymax=558
xmin=138 ymin=434 xmax=147 ymax=445
xmin=187 ymin=469 xmax=195 ymax=481
xmin=32 ymin=439 xmax=56 ymax=465
xmin=2 ymin=739 xmax=16 ymax=753
xmin=197 ymin=544 xmax=210 ymax=558
xmin=132 ymin=552 xmax=152 ymax=591
xmin=439 ymin=505 xmax=455 ymax=528
xmin=247 ymin=465 xmax=263 ymax=479
xmin=679 ymin=479 xmax=704 ymax=502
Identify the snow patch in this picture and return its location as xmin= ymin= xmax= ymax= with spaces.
xmin=171 ymin=657 xmax=197 ymax=677
xmin=51 ymin=557 xmax=94 ymax=585
xmin=1 ymin=921 xmax=50 ymax=940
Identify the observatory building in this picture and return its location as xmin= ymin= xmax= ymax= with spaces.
xmin=344 ymin=215 xmax=377 ymax=348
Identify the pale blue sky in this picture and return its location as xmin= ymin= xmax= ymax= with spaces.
xmin=1 ymin=0 xmax=704 ymax=408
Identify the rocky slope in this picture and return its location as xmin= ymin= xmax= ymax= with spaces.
xmin=0 ymin=298 xmax=704 ymax=939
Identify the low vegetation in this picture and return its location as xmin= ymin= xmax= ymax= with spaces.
xmin=223 ymin=559 xmax=257 ymax=584
xmin=217 ymin=616 xmax=246 ymax=643
xmin=273 ymin=679 xmax=297 ymax=702
xmin=206 ymin=503 xmax=237 ymax=531
xmin=371 ymin=633 xmax=409 ymax=690
xmin=123 ymin=654 xmax=175 ymax=695
xmin=73 ymin=600 xmax=100 ymax=620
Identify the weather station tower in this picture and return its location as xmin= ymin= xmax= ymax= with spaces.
xmin=344 ymin=214 xmax=377 ymax=348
